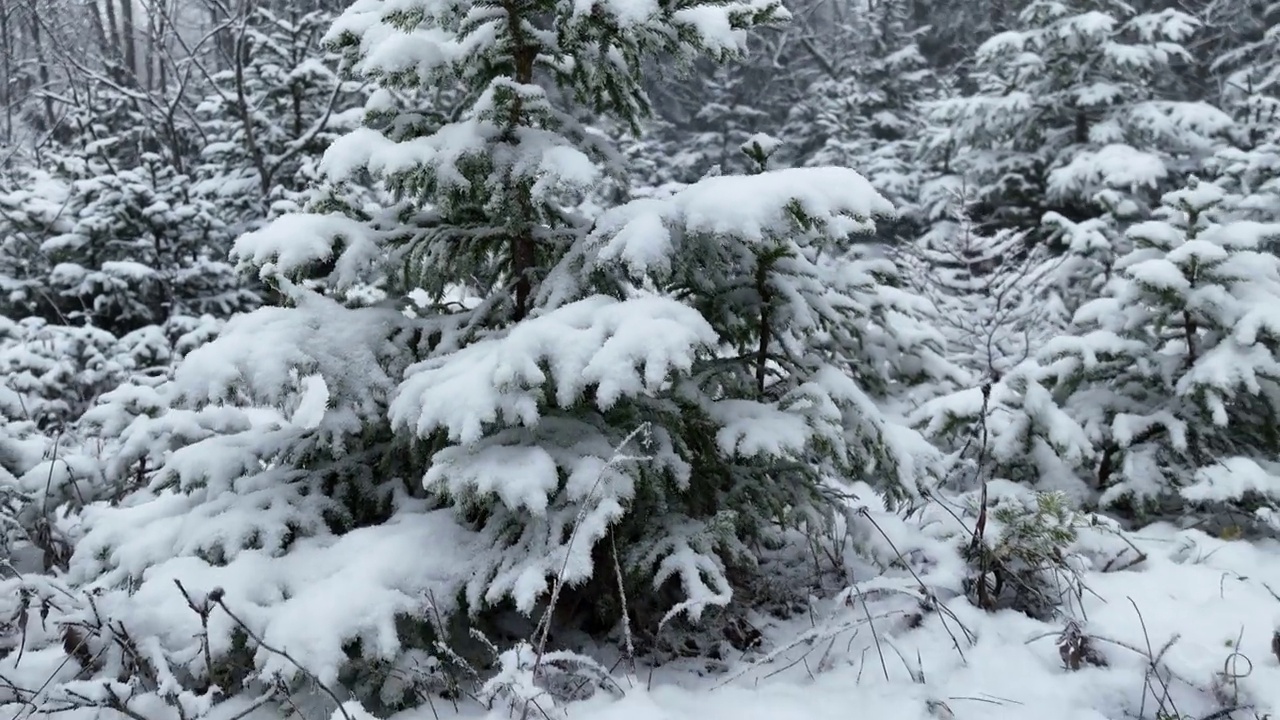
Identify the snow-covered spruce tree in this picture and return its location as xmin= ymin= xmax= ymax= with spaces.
xmin=0 ymin=162 xmax=71 ymax=324
xmin=912 ymin=189 xmax=1062 ymax=379
xmin=1209 ymin=3 xmax=1280 ymax=227
xmin=924 ymin=0 xmax=1232 ymax=238
xmin=544 ymin=133 xmax=955 ymax=618
xmin=1203 ymin=0 xmax=1274 ymax=228
xmin=1209 ymin=115 xmax=1280 ymax=226
xmin=667 ymin=64 xmax=775 ymax=181
xmin=304 ymin=0 xmax=842 ymax=636
xmin=36 ymin=0 xmax=943 ymax=713
xmin=1209 ymin=0 xmax=1277 ymax=148
xmin=909 ymin=186 xmax=1095 ymax=504
xmin=1041 ymin=178 xmax=1280 ymax=526
xmin=907 ymin=192 xmax=1103 ymax=618
xmin=0 ymin=151 xmax=258 ymax=336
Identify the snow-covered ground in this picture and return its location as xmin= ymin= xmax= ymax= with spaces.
xmin=362 ymin=523 xmax=1280 ymax=720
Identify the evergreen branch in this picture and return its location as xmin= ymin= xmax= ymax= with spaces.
xmin=207 ymin=589 xmax=355 ymax=720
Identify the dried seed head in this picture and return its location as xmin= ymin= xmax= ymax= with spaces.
xmin=926 ymin=700 xmax=955 ymax=720
xmin=1057 ymin=618 xmax=1107 ymax=670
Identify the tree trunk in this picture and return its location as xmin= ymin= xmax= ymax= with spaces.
xmin=120 ymin=0 xmax=139 ymax=83
xmin=103 ymin=0 xmax=124 ymax=73
xmin=26 ymin=9 xmax=54 ymax=132
xmin=504 ymin=0 xmax=538 ymax=322
xmin=1 ymin=4 xmax=13 ymax=143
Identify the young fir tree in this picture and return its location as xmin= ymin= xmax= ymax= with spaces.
xmin=1208 ymin=0 xmax=1277 ymax=144
xmin=1042 ymin=178 xmax=1280 ymax=521
xmin=784 ymin=0 xmax=933 ymax=219
xmin=912 ymin=194 xmax=1058 ymax=380
xmin=1209 ymin=0 xmax=1280 ymax=226
xmin=675 ymin=64 xmax=775 ymax=180
xmin=539 ymin=130 xmax=956 ymax=624
xmin=1210 ymin=114 xmax=1280 ymax=226
xmin=0 ymin=151 xmax=258 ymax=337
xmin=54 ymin=0 xmax=933 ymax=710
xmin=909 ymin=186 xmax=1095 ymax=501
xmin=924 ymin=0 xmax=1231 ymax=238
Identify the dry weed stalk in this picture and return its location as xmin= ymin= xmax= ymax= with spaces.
xmin=1055 ymin=618 xmax=1106 ymax=670
xmin=1208 ymin=627 xmax=1255 ymax=718
xmin=4 ymin=577 xmax=359 ymax=720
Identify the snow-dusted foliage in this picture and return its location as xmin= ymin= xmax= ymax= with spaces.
xmin=193 ymin=4 xmax=367 ymax=231
xmin=783 ymin=4 xmax=934 ymax=218
xmin=925 ymin=0 xmax=1232 ymax=235
xmin=27 ymin=0 xmax=942 ymax=713
xmin=663 ymin=64 xmax=776 ymax=181
xmin=13 ymin=1 xmax=1280 ymax=720
xmin=1 ymin=316 xmax=127 ymax=427
xmin=1209 ymin=7 xmax=1280 ymax=228
xmin=913 ymin=191 xmax=1062 ymax=379
xmin=0 ymin=153 xmax=258 ymax=335
xmin=907 ymin=182 xmax=1093 ymax=505
xmin=1043 ymin=179 xmax=1280 ymax=517
xmin=1210 ymin=0 xmax=1279 ymax=149
xmin=547 ymin=134 xmax=954 ymax=588
xmin=914 ymin=357 xmax=1097 ymax=504
xmin=1211 ymin=129 xmax=1280 ymax=226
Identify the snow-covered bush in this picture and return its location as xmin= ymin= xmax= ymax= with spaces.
xmin=193 ymin=4 xmax=367 ymax=232
xmin=26 ymin=0 xmax=957 ymax=714
xmin=963 ymin=485 xmax=1084 ymax=619
xmin=912 ymin=191 xmax=1060 ymax=380
xmin=0 ymin=315 xmax=226 ymax=581
xmin=0 ymin=316 xmax=126 ymax=428
xmin=18 ymin=2 xmax=1280 ymax=720
xmin=914 ymin=357 xmax=1096 ymax=505
xmin=907 ymin=183 xmax=1095 ymax=513
xmin=0 ymin=153 xmax=258 ymax=336
xmin=784 ymin=19 xmax=936 ymax=220
xmin=925 ymin=0 xmax=1231 ymax=236
xmin=1044 ymin=178 xmax=1280 ymax=523
xmin=543 ymin=133 xmax=955 ymax=620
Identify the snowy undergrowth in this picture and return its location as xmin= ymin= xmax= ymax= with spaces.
xmin=6 ymin=1 xmax=1280 ymax=720
xmin=9 ymin=476 xmax=1279 ymax=720
xmin=386 ymin=502 xmax=1280 ymax=720
xmin=558 ymin=522 xmax=1280 ymax=720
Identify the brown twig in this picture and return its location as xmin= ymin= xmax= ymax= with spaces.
xmin=207 ymin=590 xmax=354 ymax=720
xmin=173 ymin=579 xmax=215 ymax=685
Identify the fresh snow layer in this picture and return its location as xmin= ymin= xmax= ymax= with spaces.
xmin=357 ymin=523 xmax=1279 ymax=720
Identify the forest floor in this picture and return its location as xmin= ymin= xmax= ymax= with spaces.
xmin=401 ymin=524 xmax=1280 ymax=720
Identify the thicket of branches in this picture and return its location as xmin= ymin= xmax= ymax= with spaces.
xmin=2 ymin=0 xmax=1280 ymax=719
